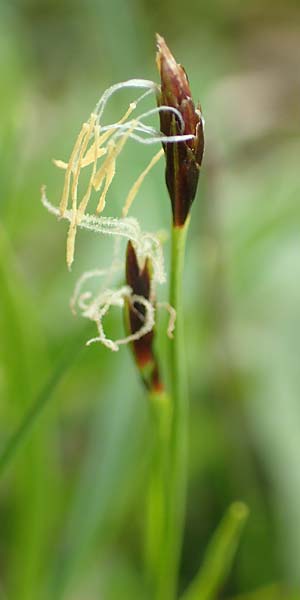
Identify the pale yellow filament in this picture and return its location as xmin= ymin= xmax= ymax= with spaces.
xmin=82 ymin=102 xmax=136 ymax=168
xmin=59 ymin=123 xmax=88 ymax=216
xmin=71 ymin=114 xmax=97 ymax=206
xmin=66 ymin=114 xmax=96 ymax=269
xmin=53 ymin=159 xmax=69 ymax=170
xmin=122 ymin=148 xmax=164 ymax=217
xmin=94 ymin=122 xmax=137 ymax=213
xmin=77 ymin=122 xmax=100 ymax=220
xmin=95 ymin=142 xmax=117 ymax=213
xmin=93 ymin=140 xmax=115 ymax=192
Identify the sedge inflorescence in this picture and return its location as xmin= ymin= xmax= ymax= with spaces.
xmin=42 ymin=78 xmax=196 ymax=350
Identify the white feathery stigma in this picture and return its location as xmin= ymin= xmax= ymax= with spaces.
xmin=42 ymin=78 xmax=186 ymax=350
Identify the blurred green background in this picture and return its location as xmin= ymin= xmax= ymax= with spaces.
xmin=0 ymin=0 xmax=300 ymax=598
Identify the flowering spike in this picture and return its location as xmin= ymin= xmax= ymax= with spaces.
xmin=125 ymin=241 xmax=163 ymax=392
xmin=156 ymin=34 xmax=205 ymax=226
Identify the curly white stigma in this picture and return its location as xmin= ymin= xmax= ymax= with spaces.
xmin=69 ymin=267 xmax=176 ymax=351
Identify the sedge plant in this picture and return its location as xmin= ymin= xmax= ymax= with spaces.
xmin=0 ymin=33 xmax=249 ymax=600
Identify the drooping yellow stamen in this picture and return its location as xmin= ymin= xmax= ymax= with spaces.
xmin=80 ymin=146 xmax=106 ymax=168
xmin=93 ymin=140 xmax=115 ymax=193
xmin=56 ymin=104 xmax=139 ymax=228
xmin=77 ymin=123 xmax=100 ymax=220
xmin=81 ymin=131 xmax=112 ymax=169
xmin=71 ymin=114 xmax=97 ymax=206
xmin=66 ymin=114 xmax=96 ymax=269
xmin=53 ymin=147 xmax=107 ymax=171
xmin=96 ymin=144 xmax=116 ymax=213
xmin=66 ymin=222 xmax=77 ymax=271
xmin=59 ymin=122 xmax=88 ymax=216
xmin=122 ymin=148 xmax=164 ymax=217
xmin=94 ymin=122 xmax=137 ymax=213
xmin=82 ymin=102 xmax=136 ymax=168
xmin=53 ymin=159 xmax=69 ymax=170
xmin=52 ymin=90 xmax=168 ymax=271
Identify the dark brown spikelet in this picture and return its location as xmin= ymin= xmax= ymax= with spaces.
xmin=156 ymin=34 xmax=204 ymax=226
xmin=125 ymin=241 xmax=164 ymax=392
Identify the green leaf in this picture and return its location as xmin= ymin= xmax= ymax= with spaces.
xmin=230 ymin=583 xmax=299 ymax=600
xmin=0 ymin=225 xmax=53 ymax=600
xmin=47 ymin=358 xmax=149 ymax=599
xmin=181 ymin=502 xmax=249 ymax=600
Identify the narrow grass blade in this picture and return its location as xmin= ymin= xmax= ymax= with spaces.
xmin=0 ymin=334 xmax=84 ymax=477
xmin=0 ymin=225 xmax=52 ymax=600
xmin=230 ymin=583 xmax=299 ymax=600
xmin=182 ymin=502 xmax=249 ymax=600
xmin=47 ymin=358 xmax=148 ymax=599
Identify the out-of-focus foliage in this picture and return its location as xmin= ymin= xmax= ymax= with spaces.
xmin=0 ymin=0 xmax=300 ymax=598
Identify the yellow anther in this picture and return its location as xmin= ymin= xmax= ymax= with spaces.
xmin=66 ymin=221 xmax=77 ymax=271
xmin=71 ymin=114 xmax=96 ymax=206
xmin=92 ymin=139 xmax=115 ymax=192
xmin=80 ymin=146 xmax=107 ymax=168
xmin=77 ymin=123 xmax=100 ymax=220
xmin=95 ymin=141 xmax=116 ymax=213
xmin=54 ymin=148 xmax=106 ymax=172
xmin=82 ymin=102 xmax=136 ymax=168
xmin=95 ymin=122 xmax=137 ymax=214
xmin=66 ymin=114 xmax=97 ymax=269
xmin=59 ymin=122 xmax=87 ymax=216
xmin=53 ymin=159 xmax=69 ymax=170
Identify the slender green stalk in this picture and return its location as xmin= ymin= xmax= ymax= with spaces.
xmin=145 ymin=389 xmax=172 ymax=597
xmin=142 ymin=218 xmax=190 ymax=600
xmin=155 ymin=217 xmax=190 ymax=600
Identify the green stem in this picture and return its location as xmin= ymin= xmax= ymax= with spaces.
xmin=167 ymin=219 xmax=190 ymax=599
xmin=154 ymin=218 xmax=190 ymax=600
xmin=145 ymin=389 xmax=172 ymax=597
xmin=145 ymin=219 xmax=189 ymax=600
